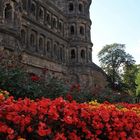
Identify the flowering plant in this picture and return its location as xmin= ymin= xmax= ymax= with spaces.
xmin=0 ymin=95 xmax=140 ymax=140
xmin=0 ymin=89 xmax=9 ymax=102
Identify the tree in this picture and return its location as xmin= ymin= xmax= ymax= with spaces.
xmin=123 ymin=64 xmax=139 ymax=95
xmin=98 ymin=43 xmax=135 ymax=90
xmin=135 ymin=68 xmax=140 ymax=97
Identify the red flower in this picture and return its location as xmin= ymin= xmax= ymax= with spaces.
xmin=66 ymin=93 xmax=73 ymax=101
xmin=68 ymin=132 xmax=81 ymax=140
xmin=7 ymin=128 xmax=14 ymax=135
xmin=77 ymin=84 xmax=81 ymax=92
xmin=0 ymin=95 xmax=140 ymax=140
xmin=54 ymin=133 xmax=67 ymax=140
xmin=63 ymin=116 xmax=73 ymax=124
xmin=31 ymin=75 xmax=40 ymax=81
xmin=119 ymin=131 xmax=126 ymax=138
xmin=37 ymin=128 xmax=51 ymax=137
xmin=27 ymin=126 xmax=33 ymax=133
xmin=7 ymin=134 xmax=15 ymax=140
xmin=0 ymin=124 xmax=8 ymax=133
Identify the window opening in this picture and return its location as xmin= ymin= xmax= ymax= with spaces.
xmin=60 ymin=47 xmax=63 ymax=60
xmin=39 ymin=37 xmax=43 ymax=50
xmin=80 ymin=26 xmax=84 ymax=35
xmin=79 ymin=4 xmax=83 ymax=12
xmin=59 ymin=22 xmax=62 ymax=31
xmin=39 ymin=8 xmax=44 ymax=20
xmin=46 ymin=41 xmax=50 ymax=52
xmin=69 ymin=3 xmax=74 ymax=12
xmin=30 ymin=34 xmax=35 ymax=47
xmin=81 ymin=50 xmax=85 ymax=59
xmin=46 ymin=13 xmax=51 ymax=25
xmin=31 ymin=3 xmax=36 ymax=16
xmin=52 ymin=18 xmax=57 ymax=28
xmin=5 ymin=4 xmax=12 ymax=21
xmin=54 ymin=44 xmax=57 ymax=56
xmin=70 ymin=25 xmax=75 ymax=35
xmin=71 ymin=49 xmax=76 ymax=59
xmin=21 ymin=29 xmax=26 ymax=44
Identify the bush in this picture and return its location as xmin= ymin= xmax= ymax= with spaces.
xmin=0 ymin=50 xmax=68 ymax=100
xmin=0 ymin=50 xmax=134 ymax=103
xmin=64 ymin=84 xmax=94 ymax=103
xmin=92 ymin=87 xmax=133 ymax=103
xmin=42 ymin=76 xmax=69 ymax=99
xmin=0 ymin=50 xmax=94 ymax=102
xmin=0 ymin=65 xmax=46 ymax=99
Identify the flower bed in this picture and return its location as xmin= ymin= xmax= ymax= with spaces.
xmin=0 ymin=93 xmax=140 ymax=139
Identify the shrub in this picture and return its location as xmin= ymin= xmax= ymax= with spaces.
xmin=0 ymin=50 xmax=134 ymax=103
xmin=0 ymin=50 xmax=68 ymax=100
xmin=42 ymin=76 xmax=68 ymax=99
xmin=0 ymin=65 xmax=44 ymax=99
xmin=0 ymin=50 xmax=93 ymax=102
xmin=65 ymin=83 xmax=94 ymax=103
xmin=92 ymin=87 xmax=133 ymax=103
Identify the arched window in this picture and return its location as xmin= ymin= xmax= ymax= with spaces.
xmin=52 ymin=18 xmax=57 ymax=28
xmin=89 ymin=50 xmax=92 ymax=61
xmin=58 ymin=21 xmax=62 ymax=31
xmin=69 ymin=3 xmax=74 ymax=12
xmin=60 ymin=47 xmax=63 ymax=60
xmin=47 ymin=41 xmax=51 ymax=52
xmin=81 ymin=50 xmax=85 ymax=59
xmin=70 ymin=25 xmax=75 ymax=35
xmin=80 ymin=26 xmax=84 ymax=35
xmin=39 ymin=7 xmax=44 ymax=21
xmin=79 ymin=3 xmax=83 ymax=12
xmin=5 ymin=4 xmax=12 ymax=21
xmin=31 ymin=3 xmax=36 ymax=16
xmin=71 ymin=49 xmax=75 ymax=59
xmin=39 ymin=37 xmax=44 ymax=50
xmin=30 ymin=34 xmax=35 ymax=47
xmin=46 ymin=13 xmax=51 ymax=25
xmin=54 ymin=44 xmax=57 ymax=57
xmin=21 ymin=29 xmax=26 ymax=44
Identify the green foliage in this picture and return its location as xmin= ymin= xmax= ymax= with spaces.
xmin=0 ymin=63 xmax=134 ymax=103
xmin=0 ymin=50 xmax=96 ymax=102
xmin=123 ymin=64 xmax=139 ymax=95
xmin=98 ymin=43 xmax=135 ymax=91
xmin=92 ymin=88 xmax=133 ymax=103
xmin=136 ymin=69 xmax=140 ymax=97
xmin=0 ymin=50 xmax=135 ymax=103
xmin=70 ymin=89 xmax=93 ymax=103
xmin=0 ymin=59 xmax=93 ymax=102
xmin=42 ymin=76 xmax=68 ymax=99
xmin=0 ymin=66 xmax=43 ymax=99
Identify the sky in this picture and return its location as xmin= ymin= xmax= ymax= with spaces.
xmin=90 ymin=0 xmax=140 ymax=66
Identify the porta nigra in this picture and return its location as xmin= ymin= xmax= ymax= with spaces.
xmin=0 ymin=0 xmax=107 ymax=91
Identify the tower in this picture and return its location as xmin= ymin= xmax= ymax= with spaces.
xmin=66 ymin=0 xmax=92 ymax=64
xmin=63 ymin=0 xmax=95 ymax=88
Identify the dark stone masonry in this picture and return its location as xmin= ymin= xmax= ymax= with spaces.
xmin=0 ymin=0 xmax=107 ymax=91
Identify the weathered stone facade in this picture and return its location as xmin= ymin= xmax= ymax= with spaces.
xmin=0 ymin=0 xmax=108 ymax=91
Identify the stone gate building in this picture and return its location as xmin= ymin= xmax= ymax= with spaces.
xmin=0 ymin=0 xmax=107 ymax=90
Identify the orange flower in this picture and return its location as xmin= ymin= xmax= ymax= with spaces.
xmin=0 ymin=93 xmax=5 ymax=101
